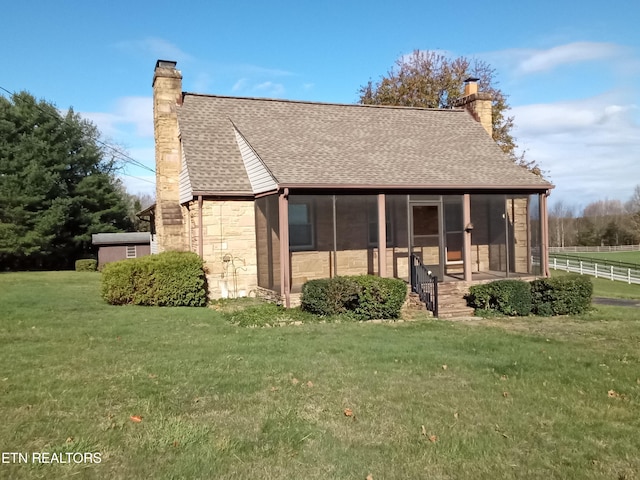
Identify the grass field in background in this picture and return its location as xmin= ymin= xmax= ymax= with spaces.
xmin=1 ymin=272 xmax=639 ymax=479
xmin=554 ymin=250 xmax=640 ymax=265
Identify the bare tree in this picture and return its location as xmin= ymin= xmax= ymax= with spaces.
xmin=549 ymin=200 xmax=576 ymax=247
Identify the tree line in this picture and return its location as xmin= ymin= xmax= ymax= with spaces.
xmin=549 ymin=187 xmax=640 ymax=248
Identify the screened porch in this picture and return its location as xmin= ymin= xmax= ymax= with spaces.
xmin=255 ymin=192 xmax=547 ymax=306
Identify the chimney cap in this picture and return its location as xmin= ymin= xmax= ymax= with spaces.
xmin=463 ymin=77 xmax=480 ymax=84
xmin=155 ymin=60 xmax=177 ymax=69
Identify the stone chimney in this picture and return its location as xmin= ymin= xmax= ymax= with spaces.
xmin=153 ymin=60 xmax=185 ymax=252
xmin=454 ymin=77 xmax=493 ymax=137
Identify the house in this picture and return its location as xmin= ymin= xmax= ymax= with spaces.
xmin=150 ymin=60 xmax=552 ymax=312
xmin=92 ymin=232 xmax=152 ymax=268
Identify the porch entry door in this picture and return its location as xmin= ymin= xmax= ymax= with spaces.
xmin=410 ymin=203 xmax=443 ymax=280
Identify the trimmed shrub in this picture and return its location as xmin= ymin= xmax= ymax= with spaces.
xmin=467 ymin=280 xmax=532 ymax=316
xmin=352 ymin=275 xmax=407 ymax=320
xmin=300 ymin=275 xmax=406 ymax=320
xmin=75 ymin=259 xmax=97 ymax=272
xmin=300 ymin=277 xmax=360 ymax=316
xmin=101 ymin=251 xmax=207 ymax=307
xmin=530 ymin=275 xmax=592 ymax=316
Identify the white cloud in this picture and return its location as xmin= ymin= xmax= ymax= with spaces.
xmin=82 ymin=96 xmax=153 ymax=139
xmin=253 ymin=81 xmax=285 ymax=97
xmin=483 ymin=42 xmax=625 ymax=77
xmin=513 ymin=93 xmax=640 ymax=208
xmin=229 ymin=79 xmax=286 ymax=98
xmin=115 ymin=37 xmax=193 ymax=63
xmin=517 ymin=42 xmax=622 ymax=74
xmin=231 ymin=78 xmax=248 ymax=92
xmin=118 ymin=173 xmax=156 ymax=198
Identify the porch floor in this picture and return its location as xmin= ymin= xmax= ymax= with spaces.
xmin=442 ymin=270 xmax=538 ymax=282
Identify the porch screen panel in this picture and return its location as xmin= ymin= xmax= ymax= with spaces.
xmin=528 ymin=194 xmax=542 ymax=276
xmin=385 ymin=195 xmax=409 ymax=280
xmin=470 ymin=194 xmax=507 ymax=275
xmin=335 ymin=195 xmax=375 ymax=276
xmin=255 ymin=195 xmax=280 ymax=291
xmin=507 ymin=194 xmax=532 ymax=274
xmin=444 ymin=195 xmax=464 ymax=275
xmin=288 ymin=195 xmax=333 ymax=291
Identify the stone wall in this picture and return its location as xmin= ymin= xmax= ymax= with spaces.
xmin=188 ymin=199 xmax=258 ymax=299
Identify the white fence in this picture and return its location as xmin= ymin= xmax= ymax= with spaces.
xmin=549 ymin=245 xmax=640 ymax=253
xmin=550 ymin=257 xmax=640 ymax=285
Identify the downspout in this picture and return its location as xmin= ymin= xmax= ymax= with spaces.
xmin=198 ymin=195 xmax=204 ymax=259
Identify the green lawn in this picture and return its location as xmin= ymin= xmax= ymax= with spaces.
xmin=1 ymin=272 xmax=639 ymax=479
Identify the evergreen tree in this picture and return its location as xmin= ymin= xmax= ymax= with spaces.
xmin=0 ymin=91 xmax=132 ymax=269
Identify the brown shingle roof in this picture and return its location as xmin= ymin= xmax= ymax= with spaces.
xmin=177 ymin=94 xmax=551 ymax=195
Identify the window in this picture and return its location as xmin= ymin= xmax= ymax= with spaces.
xmin=289 ymin=201 xmax=314 ymax=250
xmin=126 ymin=245 xmax=137 ymax=258
xmin=368 ymin=201 xmax=393 ymax=247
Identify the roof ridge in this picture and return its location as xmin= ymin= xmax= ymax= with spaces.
xmin=182 ymin=92 xmax=464 ymax=113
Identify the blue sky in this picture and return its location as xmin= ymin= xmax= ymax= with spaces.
xmin=2 ymin=0 xmax=639 ymax=210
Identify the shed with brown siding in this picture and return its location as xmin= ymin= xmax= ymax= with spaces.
xmin=92 ymin=232 xmax=151 ymax=268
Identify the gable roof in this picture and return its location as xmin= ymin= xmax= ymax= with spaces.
xmin=177 ymin=94 xmax=551 ymax=196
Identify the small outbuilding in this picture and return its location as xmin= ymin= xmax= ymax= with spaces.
xmin=92 ymin=232 xmax=152 ymax=268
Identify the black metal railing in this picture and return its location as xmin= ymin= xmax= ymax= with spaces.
xmin=410 ymin=254 xmax=438 ymax=317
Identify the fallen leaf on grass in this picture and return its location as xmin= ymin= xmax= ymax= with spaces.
xmin=129 ymin=415 xmax=143 ymax=423
xmin=428 ymin=435 xmax=438 ymax=443
xmin=306 ymin=381 xmax=314 ymax=388
xmin=270 ymin=386 xmax=279 ymax=392
xmin=291 ymin=378 xmax=299 ymax=385
xmin=344 ymin=408 xmax=354 ymax=417
xmin=66 ymin=437 xmax=74 ymax=443
xmin=453 ymin=412 xmax=459 ymax=420
xmin=500 ymin=375 xmax=508 ymax=381
xmin=148 ymin=374 xmax=157 ymax=379
xmin=366 ymin=475 xmax=374 ymax=480
xmin=442 ymin=364 xmax=447 ymax=370
xmin=421 ymin=425 xmax=427 ymax=436
xmin=608 ymin=389 xmax=627 ymax=400
xmin=503 ymin=392 xmax=509 ymax=398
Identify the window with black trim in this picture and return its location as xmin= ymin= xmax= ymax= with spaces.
xmin=289 ymin=201 xmax=314 ymax=250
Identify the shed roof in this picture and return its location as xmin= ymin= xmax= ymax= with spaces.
xmin=177 ymin=94 xmax=551 ymax=195
xmin=92 ymin=232 xmax=151 ymax=245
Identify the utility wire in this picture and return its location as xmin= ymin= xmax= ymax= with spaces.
xmin=0 ymin=85 xmax=156 ymax=174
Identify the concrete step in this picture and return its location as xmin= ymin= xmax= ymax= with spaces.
xmin=438 ymin=309 xmax=476 ymax=319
